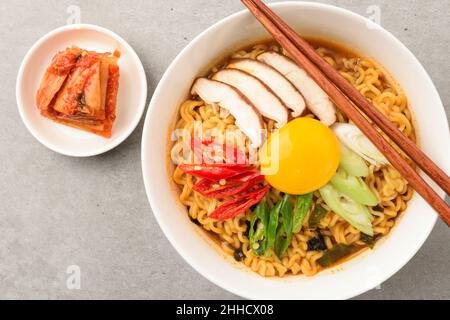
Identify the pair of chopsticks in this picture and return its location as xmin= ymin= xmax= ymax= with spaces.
xmin=241 ymin=0 xmax=450 ymax=226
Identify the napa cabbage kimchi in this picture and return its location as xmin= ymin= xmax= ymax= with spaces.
xmin=36 ymin=46 xmax=120 ymax=138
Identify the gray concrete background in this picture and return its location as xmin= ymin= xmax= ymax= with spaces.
xmin=0 ymin=0 xmax=449 ymax=300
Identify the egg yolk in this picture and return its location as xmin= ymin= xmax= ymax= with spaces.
xmin=260 ymin=118 xmax=340 ymax=195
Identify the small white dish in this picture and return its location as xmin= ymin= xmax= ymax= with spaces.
xmin=142 ymin=2 xmax=449 ymax=299
xmin=16 ymin=24 xmax=147 ymax=157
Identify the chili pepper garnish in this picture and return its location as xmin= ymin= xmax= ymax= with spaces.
xmin=249 ymin=199 xmax=270 ymax=256
xmin=192 ymin=171 xmax=264 ymax=199
xmin=274 ymin=194 xmax=293 ymax=257
xmin=179 ymin=163 xmax=254 ymax=181
xmin=292 ymin=193 xmax=313 ymax=233
xmin=264 ymin=199 xmax=282 ymax=257
xmin=190 ymin=137 xmax=205 ymax=161
xmin=209 ymin=185 xmax=270 ymax=221
xmin=190 ymin=137 xmax=247 ymax=164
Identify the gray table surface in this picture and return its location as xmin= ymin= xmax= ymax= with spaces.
xmin=1 ymin=0 xmax=449 ymax=300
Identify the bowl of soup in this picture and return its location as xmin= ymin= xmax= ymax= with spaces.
xmin=141 ymin=1 xmax=449 ymax=299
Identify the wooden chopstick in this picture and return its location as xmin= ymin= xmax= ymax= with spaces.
xmin=249 ymin=0 xmax=450 ymax=196
xmin=241 ymin=0 xmax=450 ymax=226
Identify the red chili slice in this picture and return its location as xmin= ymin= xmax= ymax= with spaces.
xmin=223 ymin=142 xmax=247 ymax=165
xmin=193 ymin=171 xmax=265 ymax=199
xmin=209 ymin=185 xmax=270 ymax=221
xmin=190 ymin=137 xmax=247 ymax=164
xmin=190 ymin=137 xmax=205 ymax=161
xmin=201 ymin=139 xmax=214 ymax=146
xmin=179 ymin=163 xmax=255 ymax=181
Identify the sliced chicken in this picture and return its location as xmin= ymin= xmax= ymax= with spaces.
xmin=212 ymin=69 xmax=288 ymax=128
xmin=227 ymin=59 xmax=305 ymax=117
xmin=191 ymin=78 xmax=264 ymax=147
xmin=257 ymin=51 xmax=336 ymax=126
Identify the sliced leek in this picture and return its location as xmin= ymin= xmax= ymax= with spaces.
xmin=338 ymin=142 xmax=369 ymax=177
xmin=330 ymin=169 xmax=379 ymax=206
xmin=332 ymin=123 xmax=388 ymax=166
xmin=319 ymin=184 xmax=374 ymax=236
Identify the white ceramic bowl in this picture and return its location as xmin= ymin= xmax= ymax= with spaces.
xmin=142 ymin=2 xmax=449 ymax=299
xmin=17 ymin=24 xmax=147 ymax=157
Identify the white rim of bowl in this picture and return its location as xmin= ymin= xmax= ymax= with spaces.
xmin=142 ymin=1 xmax=449 ymax=299
xmin=16 ymin=23 xmax=148 ymax=157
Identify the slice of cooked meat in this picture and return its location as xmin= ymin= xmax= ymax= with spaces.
xmin=212 ymin=69 xmax=288 ymax=128
xmin=191 ymin=78 xmax=264 ymax=147
xmin=227 ymin=58 xmax=305 ymax=117
xmin=257 ymin=51 xmax=336 ymax=126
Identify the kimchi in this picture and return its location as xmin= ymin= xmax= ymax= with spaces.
xmin=36 ymin=46 xmax=120 ymax=138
